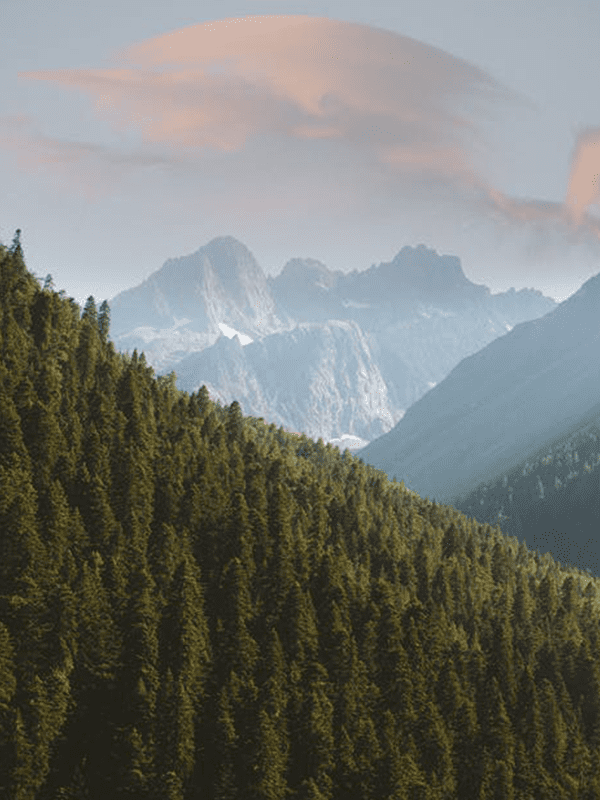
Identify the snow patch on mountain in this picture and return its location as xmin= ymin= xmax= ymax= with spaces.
xmin=218 ymin=322 xmax=253 ymax=346
xmin=327 ymin=433 xmax=371 ymax=452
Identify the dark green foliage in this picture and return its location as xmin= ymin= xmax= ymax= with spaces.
xmin=1 ymin=234 xmax=600 ymax=798
xmin=97 ymin=299 xmax=111 ymax=343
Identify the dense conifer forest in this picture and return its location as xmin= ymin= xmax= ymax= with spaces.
xmin=454 ymin=408 xmax=600 ymax=580
xmin=2 ymin=229 xmax=600 ymax=799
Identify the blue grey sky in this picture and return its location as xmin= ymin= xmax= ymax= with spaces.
xmin=2 ymin=0 xmax=600 ymax=309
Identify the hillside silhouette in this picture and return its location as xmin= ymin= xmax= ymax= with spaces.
xmin=1 ymin=229 xmax=600 ymax=798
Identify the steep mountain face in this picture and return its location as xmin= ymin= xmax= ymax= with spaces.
xmin=108 ymin=236 xmax=291 ymax=372
xmin=267 ymin=257 xmax=346 ymax=324
xmin=356 ymin=270 xmax=600 ymax=506
xmin=339 ymin=243 xmax=488 ymax=307
xmin=107 ymin=236 xmax=556 ymax=449
xmin=171 ymin=319 xmax=399 ymax=444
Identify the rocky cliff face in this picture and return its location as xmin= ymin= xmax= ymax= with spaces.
xmin=108 ymin=236 xmax=292 ymax=372
xmin=107 ymin=236 xmax=557 ymax=451
xmin=171 ymin=319 xmax=399 ymax=445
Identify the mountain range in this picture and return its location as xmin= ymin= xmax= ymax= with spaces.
xmin=107 ymin=236 xmax=556 ymax=449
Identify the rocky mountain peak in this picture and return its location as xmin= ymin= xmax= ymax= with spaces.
xmin=275 ymin=257 xmax=342 ymax=290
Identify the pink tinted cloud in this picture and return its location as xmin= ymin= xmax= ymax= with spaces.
xmin=564 ymin=126 xmax=600 ymax=226
xmin=7 ymin=14 xmax=600 ymax=245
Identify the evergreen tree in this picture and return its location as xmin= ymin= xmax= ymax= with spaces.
xmin=9 ymin=228 xmax=22 ymax=256
xmin=491 ymin=539 xmax=511 ymax=585
xmin=450 ymin=696 xmax=480 ymax=799
xmin=265 ymin=481 xmax=296 ymax=628
xmin=514 ymin=662 xmax=544 ymax=782
xmin=74 ymin=296 xmax=101 ymax=402
xmin=249 ymin=628 xmax=291 ymax=800
xmin=98 ymin=299 xmax=111 ymax=343
xmin=539 ymin=677 xmax=568 ymax=782
xmin=411 ymin=696 xmax=455 ymax=796
xmin=0 ymin=622 xmax=17 ymax=796
xmin=295 ymin=661 xmax=334 ymax=799
xmin=213 ymin=682 xmax=239 ymax=800
xmin=226 ymin=399 xmax=245 ymax=445
xmin=431 ymin=561 xmax=455 ymax=619
xmin=154 ymin=668 xmax=194 ymax=800
xmin=414 ymin=537 xmax=432 ymax=606
xmin=111 ymin=555 xmax=161 ymax=797
xmin=488 ymin=610 xmax=517 ymax=713
xmin=537 ymin=570 xmax=560 ymax=623
xmin=0 ymin=379 xmax=29 ymax=468
xmin=481 ymin=677 xmax=515 ymax=786
xmin=478 ymin=757 xmax=515 ymax=800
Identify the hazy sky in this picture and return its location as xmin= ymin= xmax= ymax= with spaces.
xmin=2 ymin=0 xmax=600 ymax=309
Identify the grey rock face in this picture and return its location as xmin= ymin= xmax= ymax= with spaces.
xmin=108 ymin=236 xmax=292 ymax=373
xmin=171 ymin=320 xmax=400 ymax=444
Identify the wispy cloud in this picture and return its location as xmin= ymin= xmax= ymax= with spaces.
xmin=4 ymin=15 xmax=600 ymax=263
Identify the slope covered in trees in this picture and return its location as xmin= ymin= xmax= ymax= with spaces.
xmin=1 ymin=229 xmax=600 ymax=799
xmin=453 ymin=404 xmax=600 ymax=579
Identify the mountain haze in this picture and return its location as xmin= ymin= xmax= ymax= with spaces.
xmin=357 ymin=269 xmax=600 ymax=509
xmin=172 ymin=318 xmax=398 ymax=444
xmin=107 ymin=236 xmax=556 ymax=449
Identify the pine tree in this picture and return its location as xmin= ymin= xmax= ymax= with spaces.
xmin=74 ymin=297 xmax=101 ymax=407
xmin=226 ymin=400 xmax=245 ymax=445
xmin=538 ymin=677 xmax=568 ymax=781
xmin=243 ymin=444 xmax=271 ymax=619
xmin=265 ymin=481 xmax=296 ymax=628
xmin=488 ymin=610 xmax=517 ymax=712
xmin=414 ymin=537 xmax=432 ymax=606
xmin=154 ymin=668 xmax=193 ymax=800
xmin=213 ymin=682 xmax=239 ymax=800
xmin=514 ymin=662 xmax=544 ymax=779
xmin=246 ymin=626 xmax=290 ymax=799
xmin=111 ymin=554 xmax=161 ymax=796
xmin=0 ymin=622 xmax=17 ymax=796
xmin=481 ymin=677 xmax=515 ymax=784
xmin=536 ymin=570 xmax=559 ymax=623
xmin=450 ymin=696 xmax=480 ymax=799
xmin=478 ymin=758 xmax=515 ymax=800
xmin=166 ymin=554 xmax=211 ymax=712
xmin=98 ymin=299 xmax=111 ymax=344
xmin=9 ymin=228 xmax=22 ymax=256
xmin=431 ymin=562 xmax=455 ymax=618
xmin=295 ymin=661 xmax=334 ymax=799
xmin=491 ymin=539 xmax=511 ymax=585
xmin=411 ymin=696 xmax=455 ymax=796
xmin=0 ymin=379 xmax=29 ymax=468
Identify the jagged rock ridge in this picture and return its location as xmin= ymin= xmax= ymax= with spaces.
xmin=107 ymin=236 xmax=557 ymax=450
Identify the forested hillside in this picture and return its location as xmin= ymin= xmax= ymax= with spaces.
xmin=454 ymin=403 xmax=600 ymax=580
xmin=2 ymin=229 xmax=600 ymax=799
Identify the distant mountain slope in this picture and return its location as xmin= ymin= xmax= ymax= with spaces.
xmin=451 ymin=400 xmax=600 ymax=578
xmin=106 ymin=236 xmax=556 ymax=448
xmin=356 ymin=269 xmax=600 ymax=508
